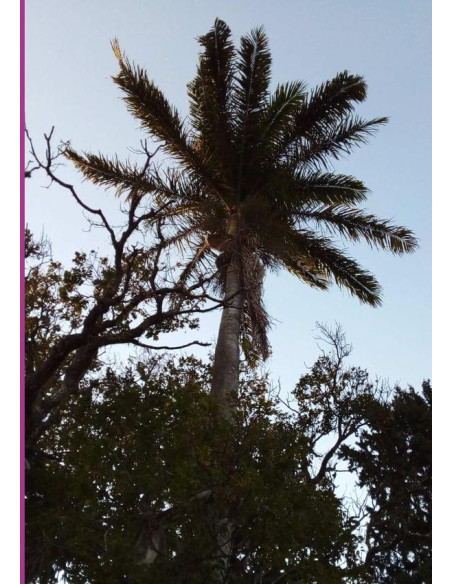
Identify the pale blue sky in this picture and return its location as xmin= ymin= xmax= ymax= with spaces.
xmin=25 ymin=0 xmax=431 ymax=389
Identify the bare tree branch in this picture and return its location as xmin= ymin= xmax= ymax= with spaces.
xmin=25 ymin=128 xmax=227 ymax=448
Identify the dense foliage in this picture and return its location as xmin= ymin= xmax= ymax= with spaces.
xmin=342 ymin=383 xmax=432 ymax=582
xmin=26 ymin=327 xmax=431 ymax=583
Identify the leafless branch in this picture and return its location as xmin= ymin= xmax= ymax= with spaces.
xmin=25 ymin=128 xmax=226 ymax=448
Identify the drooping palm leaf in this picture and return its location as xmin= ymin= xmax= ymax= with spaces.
xmin=239 ymin=245 xmax=271 ymax=362
xmin=174 ymin=237 xmax=214 ymax=289
xmin=287 ymin=171 xmax=370 ymax=206
xmin=294 ymin=204 xmax=418 ymax=254
xmin=284 ymin=230 xmax=383 ymax=306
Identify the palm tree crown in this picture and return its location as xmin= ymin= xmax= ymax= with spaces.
xmin=66 ymin=19 xmax=417 ymax=402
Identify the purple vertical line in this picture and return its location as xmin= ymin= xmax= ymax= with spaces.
xmin=20 ymin=0 xmax=25 ymax=582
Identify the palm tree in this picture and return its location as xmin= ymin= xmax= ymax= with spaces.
xmin=66 ymin=19 xmax=417 ymax=411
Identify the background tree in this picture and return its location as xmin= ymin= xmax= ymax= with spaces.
xmin=65 ymin=19 xmax=417 ymax=410
xmin=25 ymin=323 xmax=431 ymax=583
xmin=341 ymin=382 xmax=432 ymax=583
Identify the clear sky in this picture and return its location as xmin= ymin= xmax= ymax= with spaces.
xmin=25 ymin=0 xmax=432 ymax=390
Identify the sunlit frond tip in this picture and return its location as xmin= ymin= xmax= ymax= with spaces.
xmin=111 ymin=38 xmax=123 ymax=64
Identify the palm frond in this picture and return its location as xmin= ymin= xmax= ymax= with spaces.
xmin=287 ymin=230 xmax=383 ymax=306
xmin=278 ymin=255 xmax=331 ymax=290
xmin=159 ymin=168 xmax=216 ymax=205
xmin=259 ymin=81 xmax=307 ymax=151
xmin=64 ymin=149 xmax=223 ymax=215
xmin=233 ymin=26 xmax=272 ymax=200
xmin=192 ymin=19 xmax=235 ymax=115
xmin=234 ymin=26 xmax=272 ymax=125
xmin=175 ymin=237 xmax=213 ymax=288
xmin=145 ymin=223 xmax=205 ymax=257
xmin=267 ymin=249 xmax=330 ymax=290
xmin=295 ymin=205 xmax=418 ymax=254
xmin=64 ymin=148 xmax=155 ymax=197
xmin=275 ymin=71 xmax=368 ymax=158
xmin=112 ymin=40 xmax=227 ymax=198
xmin=188 ymin=18 xmax=236 ymax=175
xmin=288 ymin=171 xmax=370 ymax=206
xmin=263 ymin=169 xmax=369 ymax=212
xmin=256 ymin=225 xmax=330 ymax=289
xmin=288 ymin=116 xmax=388 ymax=170
xmin=112 ymin=39 xmax=185 ymax=150
xmin=240 ymin=248 xmax=271 ymax=362
xmin=300 ymin=71 xmax=367 ymax=127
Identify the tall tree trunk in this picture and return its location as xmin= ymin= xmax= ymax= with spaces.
xmin=210 ymin=218 xmax=243 ymax=580
xmin=211 ymin=254 xmax=242 ymax=411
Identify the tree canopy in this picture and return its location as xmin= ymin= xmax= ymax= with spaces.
xmin=24 ymin=18 xmax=429 ymax=584
xmin=25 ymin=289 xmax=431 ymax=582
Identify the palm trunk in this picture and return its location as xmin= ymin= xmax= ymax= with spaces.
xmin=211 ymin=255 xmax=242 ymax=410
xmin=210 ymin=255 xmax=242 ymax=579
xmin=209 ymin=220 xmax=243 ymax=579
